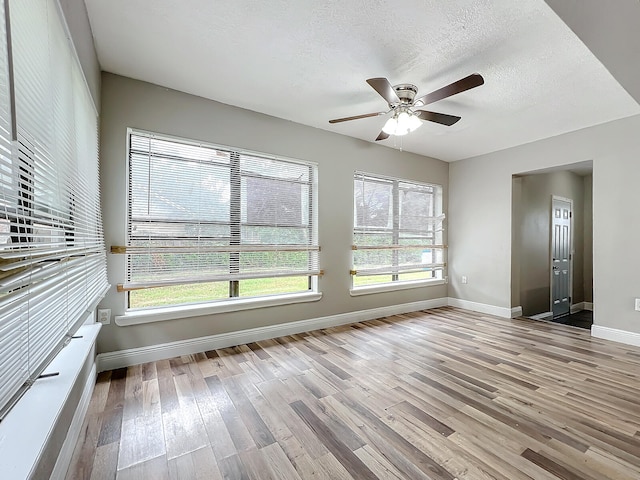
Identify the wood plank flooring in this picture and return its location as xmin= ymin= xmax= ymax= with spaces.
xmin=66 ymin=307 xmax=640 ymax=479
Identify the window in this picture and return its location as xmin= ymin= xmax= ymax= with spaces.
xmin=352 ymin=171 xmax=445 ymax=289
xmin=121 ymin=131 xmax=319 ymax=309
xmin=0 ymin=0 xmax=108 ymax=418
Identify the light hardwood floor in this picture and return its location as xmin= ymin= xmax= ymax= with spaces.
xmin=66 ymin=307 xmax=640 ymax=479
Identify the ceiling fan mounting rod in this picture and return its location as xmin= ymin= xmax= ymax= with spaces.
xmin=391 ymin=83 xmax=418 ymax=106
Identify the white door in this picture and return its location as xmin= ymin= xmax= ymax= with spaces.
xmin=551 ymin=197 xmax=571 ymax=318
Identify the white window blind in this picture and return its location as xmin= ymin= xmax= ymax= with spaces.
xmin=0 ymin=0 xmax=108 ymax=418
xmin=352 ymin=171 xmax=445 ymax=286
xmin=122 ymin=131 xmax=319 ymax=306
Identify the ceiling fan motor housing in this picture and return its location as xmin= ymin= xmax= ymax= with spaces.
xmin=393 ymin=84 xmax=418 ymax=106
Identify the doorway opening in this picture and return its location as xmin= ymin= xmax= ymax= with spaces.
xmin=511 ymin=161 xmax=593 ymax=329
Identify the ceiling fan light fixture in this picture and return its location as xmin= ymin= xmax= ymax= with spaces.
xmin=407 ymin=112 xmax=423 ymax=132
xmin=396 ymin=111 xmax=412 ymax=136
xmin=382 ymin=116 xmax=398 ymax=135
xmin=383 ymin=110 xmax=422 ymax=136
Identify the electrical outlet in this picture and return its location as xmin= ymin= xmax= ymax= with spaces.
xmin=635 ymin=299 xmax=640 ymax=312
xmin=462 ymin=276 xmax=468 ymax=284
xmin=97 ymin=308 xmax=111 ymax=325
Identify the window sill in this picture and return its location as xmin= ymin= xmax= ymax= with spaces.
xmin=0 ymin=322 xmax=100 ymax=479
xmin=350 ymin=279 xmax=445 ymax=296
xmin=115 ymin=291 xmax=323 ymax=326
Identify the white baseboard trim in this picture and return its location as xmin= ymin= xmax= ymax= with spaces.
xmin=51 ymin=362 xmax=97 ymax=480
xmin=446 ymin=297 xmax=513 ymax=318
xmin=570 ymin=302 xmax=585 ymax=314
xmin=97 ymin=297 xmax=449 ymax=371
xmin=510 ymin=306 xmax=523 ymax=318
xmin=530 ymin=305 xmax=593 ymax=320
xmin=591 ymin=325 xmax=640 ymax=348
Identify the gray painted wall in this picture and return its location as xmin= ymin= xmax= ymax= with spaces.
xmin=511 ymin=178 xmax=522 ymax=307
xmin=449 ymin=113 xmax=640 ymax=336
xmin=97 ymin=73 xmax=449 ymax=354
xmin=544 ymin=0 xmax=640 ymax=105
xmin=513 ymin=171 xmax=589 ymax=316
xmin=58 ymin=0 xmax=101 ymax=110
xmin=583 ymin=174 xmax=593 ymax=303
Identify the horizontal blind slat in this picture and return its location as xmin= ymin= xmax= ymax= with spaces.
xmin=121 ymin=268 xmax=322 ymax=291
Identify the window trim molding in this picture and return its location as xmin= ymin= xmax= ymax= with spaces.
xmin=350 ymin=278 xmax=445 ymax=296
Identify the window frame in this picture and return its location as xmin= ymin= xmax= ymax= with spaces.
xmin=350 ymin=171 xmax=446 ymax=295
xmin=121 ymin=128 xmax=321 ymax=312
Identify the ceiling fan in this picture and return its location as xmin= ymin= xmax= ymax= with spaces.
xmin=329 ymin=73 xmax=484 ymax=141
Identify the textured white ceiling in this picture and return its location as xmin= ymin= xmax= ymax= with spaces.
xmin=84 ymin=0 xmax=640 ymax=161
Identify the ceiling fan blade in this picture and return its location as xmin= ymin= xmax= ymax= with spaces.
xmin=414 ymin=110 xmax=461 ymax=126
xmin=329 ymin=111 xmax=386 ymax=124
xmin=375 ymin=130 xmax=389 ymax=141
xmin=366 ymin=78 xmax=400 ymax=105
xmin=414 ymin=73 xmax=484 ymax=107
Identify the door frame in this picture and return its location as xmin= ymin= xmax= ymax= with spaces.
xmin=550 ymin=195 xmax=573 ymax=317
